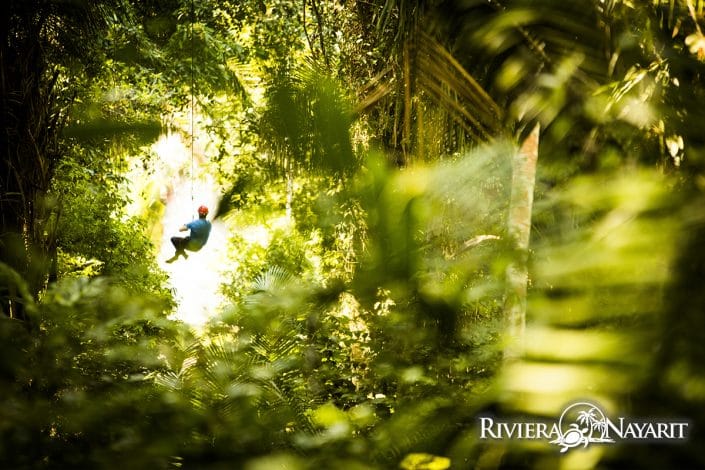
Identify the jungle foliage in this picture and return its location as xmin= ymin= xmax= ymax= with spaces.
xmin=2 ymin=1 xmax=705 ymax=469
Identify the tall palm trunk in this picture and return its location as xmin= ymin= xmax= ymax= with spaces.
xmin=503 ymin=124 xmax=540 ymax=360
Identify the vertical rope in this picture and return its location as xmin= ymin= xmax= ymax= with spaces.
xmin=190 ymin=0 xmax=195 ymax=216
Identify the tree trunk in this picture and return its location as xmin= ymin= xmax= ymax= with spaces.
xmin=0 ymin=3 xmax=62 ymax=319
xmin=503 ymin=123 xmax=540 ymax=360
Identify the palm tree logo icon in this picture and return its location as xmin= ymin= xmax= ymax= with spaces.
xmin=550 ymin=402 xmax=615 ymax=453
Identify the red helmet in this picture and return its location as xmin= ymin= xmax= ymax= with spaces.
xmin=197 ymin=205 xmax=209 ymax=216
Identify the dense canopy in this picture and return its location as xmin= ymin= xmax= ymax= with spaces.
xmin=2 ymin=1 xmax=705 ymax=468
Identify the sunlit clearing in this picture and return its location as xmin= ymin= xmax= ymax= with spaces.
xmin=152 ymin=133 xmax=228 ymax=327
xmin=238 ymin=214 xmax=292 ymax=249
xmin=239 ymin=224 xmax=271 ymax=248
xmin=124 ymin=133 xmax=189 ymax=219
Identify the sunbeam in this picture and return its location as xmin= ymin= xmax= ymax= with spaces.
xmin=151 ymin=133 xmax=228 ymax=327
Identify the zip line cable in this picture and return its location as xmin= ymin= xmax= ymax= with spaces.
xmin=190 ymin=0 xmax=195 ymax=216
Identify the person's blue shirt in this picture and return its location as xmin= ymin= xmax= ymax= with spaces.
xmin=186 ymin=218 xmax=211 ymax=250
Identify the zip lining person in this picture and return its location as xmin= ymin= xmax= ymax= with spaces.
xmin=166 ymin=205 xmax=212 ymax=263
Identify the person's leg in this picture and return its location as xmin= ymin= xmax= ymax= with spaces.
xmin=167 ymin=236 xmax=190 ymax=263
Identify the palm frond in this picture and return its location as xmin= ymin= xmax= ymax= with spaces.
xmin=469 ymin=170 xmax=679 ymax=464
xmin=416 ymin=30 xmax=503 ymax=132
xmin=355 ymin=9 xmax=506 ymax=160
xmin=250 ymin=266 xmax=293 ymax=295
xmin=258 ymin=64 xmax=358 ymax=177
xmin=250 ymin=334 xmax=299 ymax=364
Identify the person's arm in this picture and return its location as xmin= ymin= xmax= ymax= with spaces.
xmin=179 ymin=225 xmax=189 ymax=232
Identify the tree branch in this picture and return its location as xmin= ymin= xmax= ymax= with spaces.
xmin=309 ymin=0 xmax=330 ymax=68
